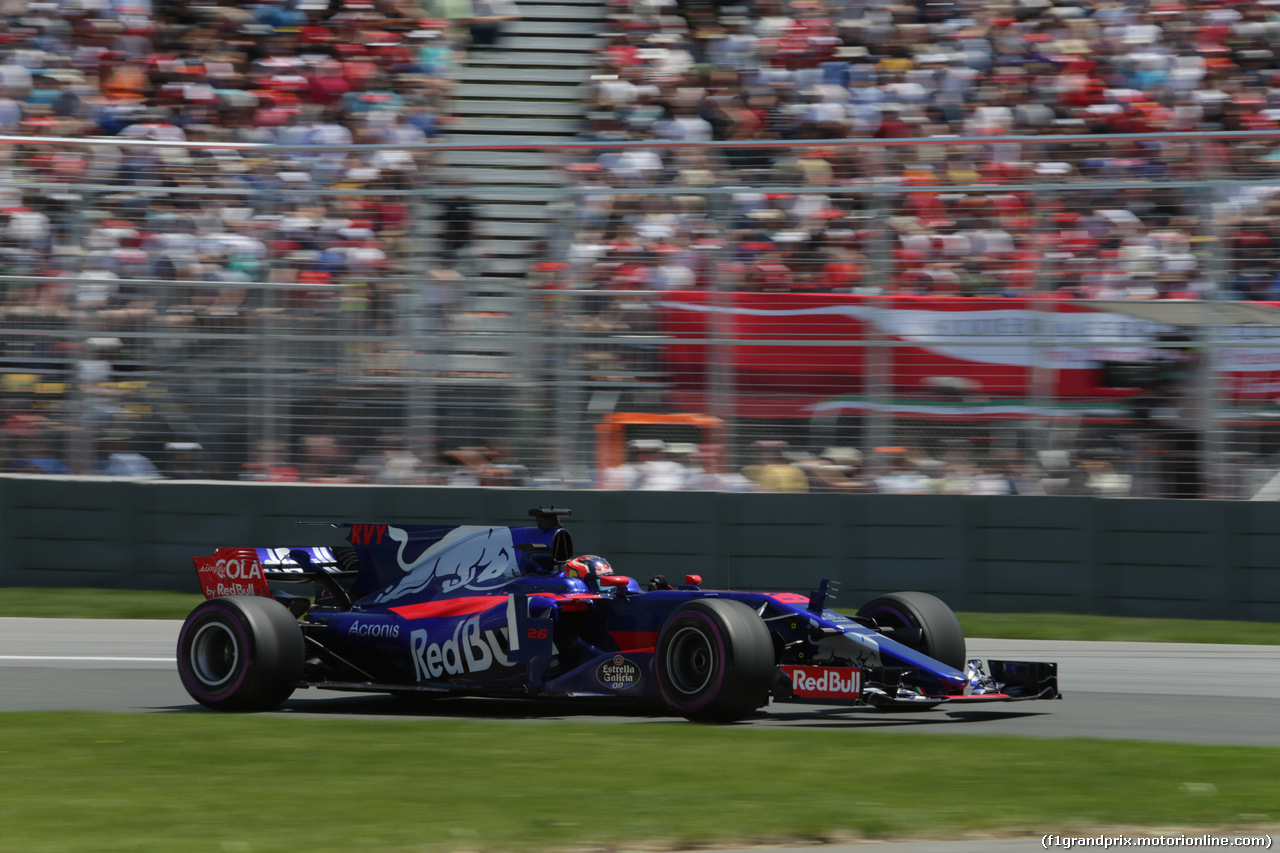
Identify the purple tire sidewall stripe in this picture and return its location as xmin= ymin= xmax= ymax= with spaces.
xmin=865 ymin=603 xmax=914 ymax=635
xmin=658 ymin=609 xmax=727 ymax=714
xmin=178 ymin=603 xmax=252 ymax=703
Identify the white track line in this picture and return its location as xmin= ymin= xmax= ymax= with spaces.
xmin=0 ymin=655 xmax=173 ymax=662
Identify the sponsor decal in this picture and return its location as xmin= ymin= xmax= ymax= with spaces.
xmin=213 ymin=556 xmax=262 ymax=580
xmin=820 ymin=609 xmax=857 ymax=626
xmin=194 ymin=549 xmax=272 ymax=600
xmin=782 ymin=665 xmax=861 ymax=700
xmin=347 ymin=621 xmax=399 ymax=639
xmin=350 ymin=524 xmax=386 ymax=545
xmin=410 ymin=613 xmax=515 ymax=681
xmin=596 ymin=655 xmax=642 ymax=691
xmin=373 ymin=526 xmax=518 ymax=603
xmin=211 ymin=582 xmax=262 ymax=596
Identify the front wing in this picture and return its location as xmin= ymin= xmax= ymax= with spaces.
xmin=776 ymin=659 xmax=1060 ymax=708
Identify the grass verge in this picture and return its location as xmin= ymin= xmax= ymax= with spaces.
xmin=0 ymin=588 xmax=204 ymax=620
xmin=957 ymin=611 xmax=1280 ymax=645
xmin=1 ymin=588 xmax=1279 ymax=645
xmin=0 ymin=713 xmax=1274 ymax=853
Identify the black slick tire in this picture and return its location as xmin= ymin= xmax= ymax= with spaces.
xmin=655 ymin=598 xmax=775 ymax=722
xmin=176 ymin=596 xmax=305 ymax=711
xmin=856 ymin=591 xmax=967 ymax=670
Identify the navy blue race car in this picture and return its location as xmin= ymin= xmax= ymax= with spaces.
xmin=177 ymin=507 xmax=1059 ymax=721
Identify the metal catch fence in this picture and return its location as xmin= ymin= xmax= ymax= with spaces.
xmin=5 ymin=132 xmax=1280 ymax=498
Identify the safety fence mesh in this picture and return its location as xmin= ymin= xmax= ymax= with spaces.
xmin=5 ymin=132 xmax=1280 ymax=498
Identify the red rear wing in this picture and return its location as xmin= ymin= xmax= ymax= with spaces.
xmin=193 ymin=548 xmax=273 ymax=600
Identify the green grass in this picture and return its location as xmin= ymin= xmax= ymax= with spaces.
xmin=2 ymin=597 xmax=1277 ymax=850
xmin=0 ymin=713 xmax=1274 ymax=852
xmin=0 ymin=588 xmax=204 ymax=620
xmin=2 ymin=588 xmax=1279 ymax=645
xmin=957 ymin=611 xmax=1280 ymax=645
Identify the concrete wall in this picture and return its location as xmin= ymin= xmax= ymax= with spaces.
xmin=2 ymin=474 xmax=1277 ymax=621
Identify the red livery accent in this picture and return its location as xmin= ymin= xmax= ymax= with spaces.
xmin=193 ymin=548 xmax=272 ymax=600
xmin=767 ymin=593 xmax=811 ymax=605
xmin=528 ymin=592 xmax=604 ymax=613
xmin=609 ymin=630 xmax=659 ymax=651
xmin=390 ymin=596 xmax=497 ymax=620
xmin=781 ymin=665 xmax=862 ymax=699
xmin=349 ymin=523 xmax=387 ymax=545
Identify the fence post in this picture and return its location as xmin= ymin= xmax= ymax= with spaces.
xmin=407 ymin=163 xmax=438 ymax=471
xmin=709 ymin=202 xmax=737 ymax=466
xmin=863 ymin=188 xmax=892 ymax=473
xmin=1202 ymin=175 xmax=1227 ymax=499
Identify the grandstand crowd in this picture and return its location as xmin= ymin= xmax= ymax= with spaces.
xmin=0 ymin=0 xmax=464 ymax=478
xmin=571 ymin=0 xmax=1280 ymax=299
xmin=0 ymin=0 xmax=450 ymax=313
xmin=0 ymin=0 xmax=1274 ymax=488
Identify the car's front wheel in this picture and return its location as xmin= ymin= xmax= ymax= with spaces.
xmin=655 ymin=599 xmax=774 ymax=722
xmin=856 ymin=590 xmax=966 ymax=670
xmin=177 ymin=596 xmax=305 ymax=711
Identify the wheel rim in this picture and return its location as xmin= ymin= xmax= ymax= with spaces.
xmin=862 ymin=604 xmax=922 ymax=648
xmin=665 ymin=626 xmax=716 ymax=695
xmin=865 ymin=604 xmax=910 ymax=630
xmin=190 ymin=622 xmax=240 ymax=688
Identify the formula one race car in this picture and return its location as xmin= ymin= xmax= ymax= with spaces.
xmin=177 ymin=508 xmax=1059 ymax=721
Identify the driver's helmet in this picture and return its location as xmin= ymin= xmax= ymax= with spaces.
xmin=564 ymin=554 xmax=611 ymax=581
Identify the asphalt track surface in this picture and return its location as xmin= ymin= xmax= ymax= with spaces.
xmin=3 ymin=618 xmax=1278 ymax=852
xmin=2 ymin=618 xmax=1278 ymax=747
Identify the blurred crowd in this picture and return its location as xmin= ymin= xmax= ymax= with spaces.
xmin=596 ymin=436 xmax=1143 ymax=495
xmin=567 ymin=0 xmax=1280 ymax=299
xmin=236 ymin=436 xmax=532 ymax=484
xmin=4 ymin=0 xmax=1280 ymax=485
xmin=0 ymin=0 xmax=463 ymax=332
xmin=0 ymin=0 xmax=476 ymax=477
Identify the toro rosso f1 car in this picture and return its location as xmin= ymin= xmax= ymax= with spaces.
xmin=178 ymin=508 xmax=1059 ymax=721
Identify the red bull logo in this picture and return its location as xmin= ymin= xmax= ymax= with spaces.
xmin=781 ymin=665 xmax=861 ymax=699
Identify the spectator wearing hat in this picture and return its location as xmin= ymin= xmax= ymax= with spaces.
xmin=740 ymin=440 xmax=809 ymax=493
xmin=803 ymin=447 xmax=869 ymax=492
xmin=599 ymin=437 xmax=685 ymax=489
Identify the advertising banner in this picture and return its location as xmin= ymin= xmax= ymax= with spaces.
xmin=656 ymin=293 xmax=1280 ymax=418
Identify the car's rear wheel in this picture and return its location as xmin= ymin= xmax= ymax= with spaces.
xmin=177 ymin=596 xmax=305 ymax=711
xmin=655 ymin=599 xmax=774 ymax=722
xmin=856 ymin=591 xmax=966 ymax=671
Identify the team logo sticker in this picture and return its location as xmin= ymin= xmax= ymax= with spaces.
xmin=193 ymin=548 xmax=272 ymax=600
xmin=780 ymin=665 xmax=862 ymax=699
xmin=596 ymin=655 xmax=642 ymax=691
